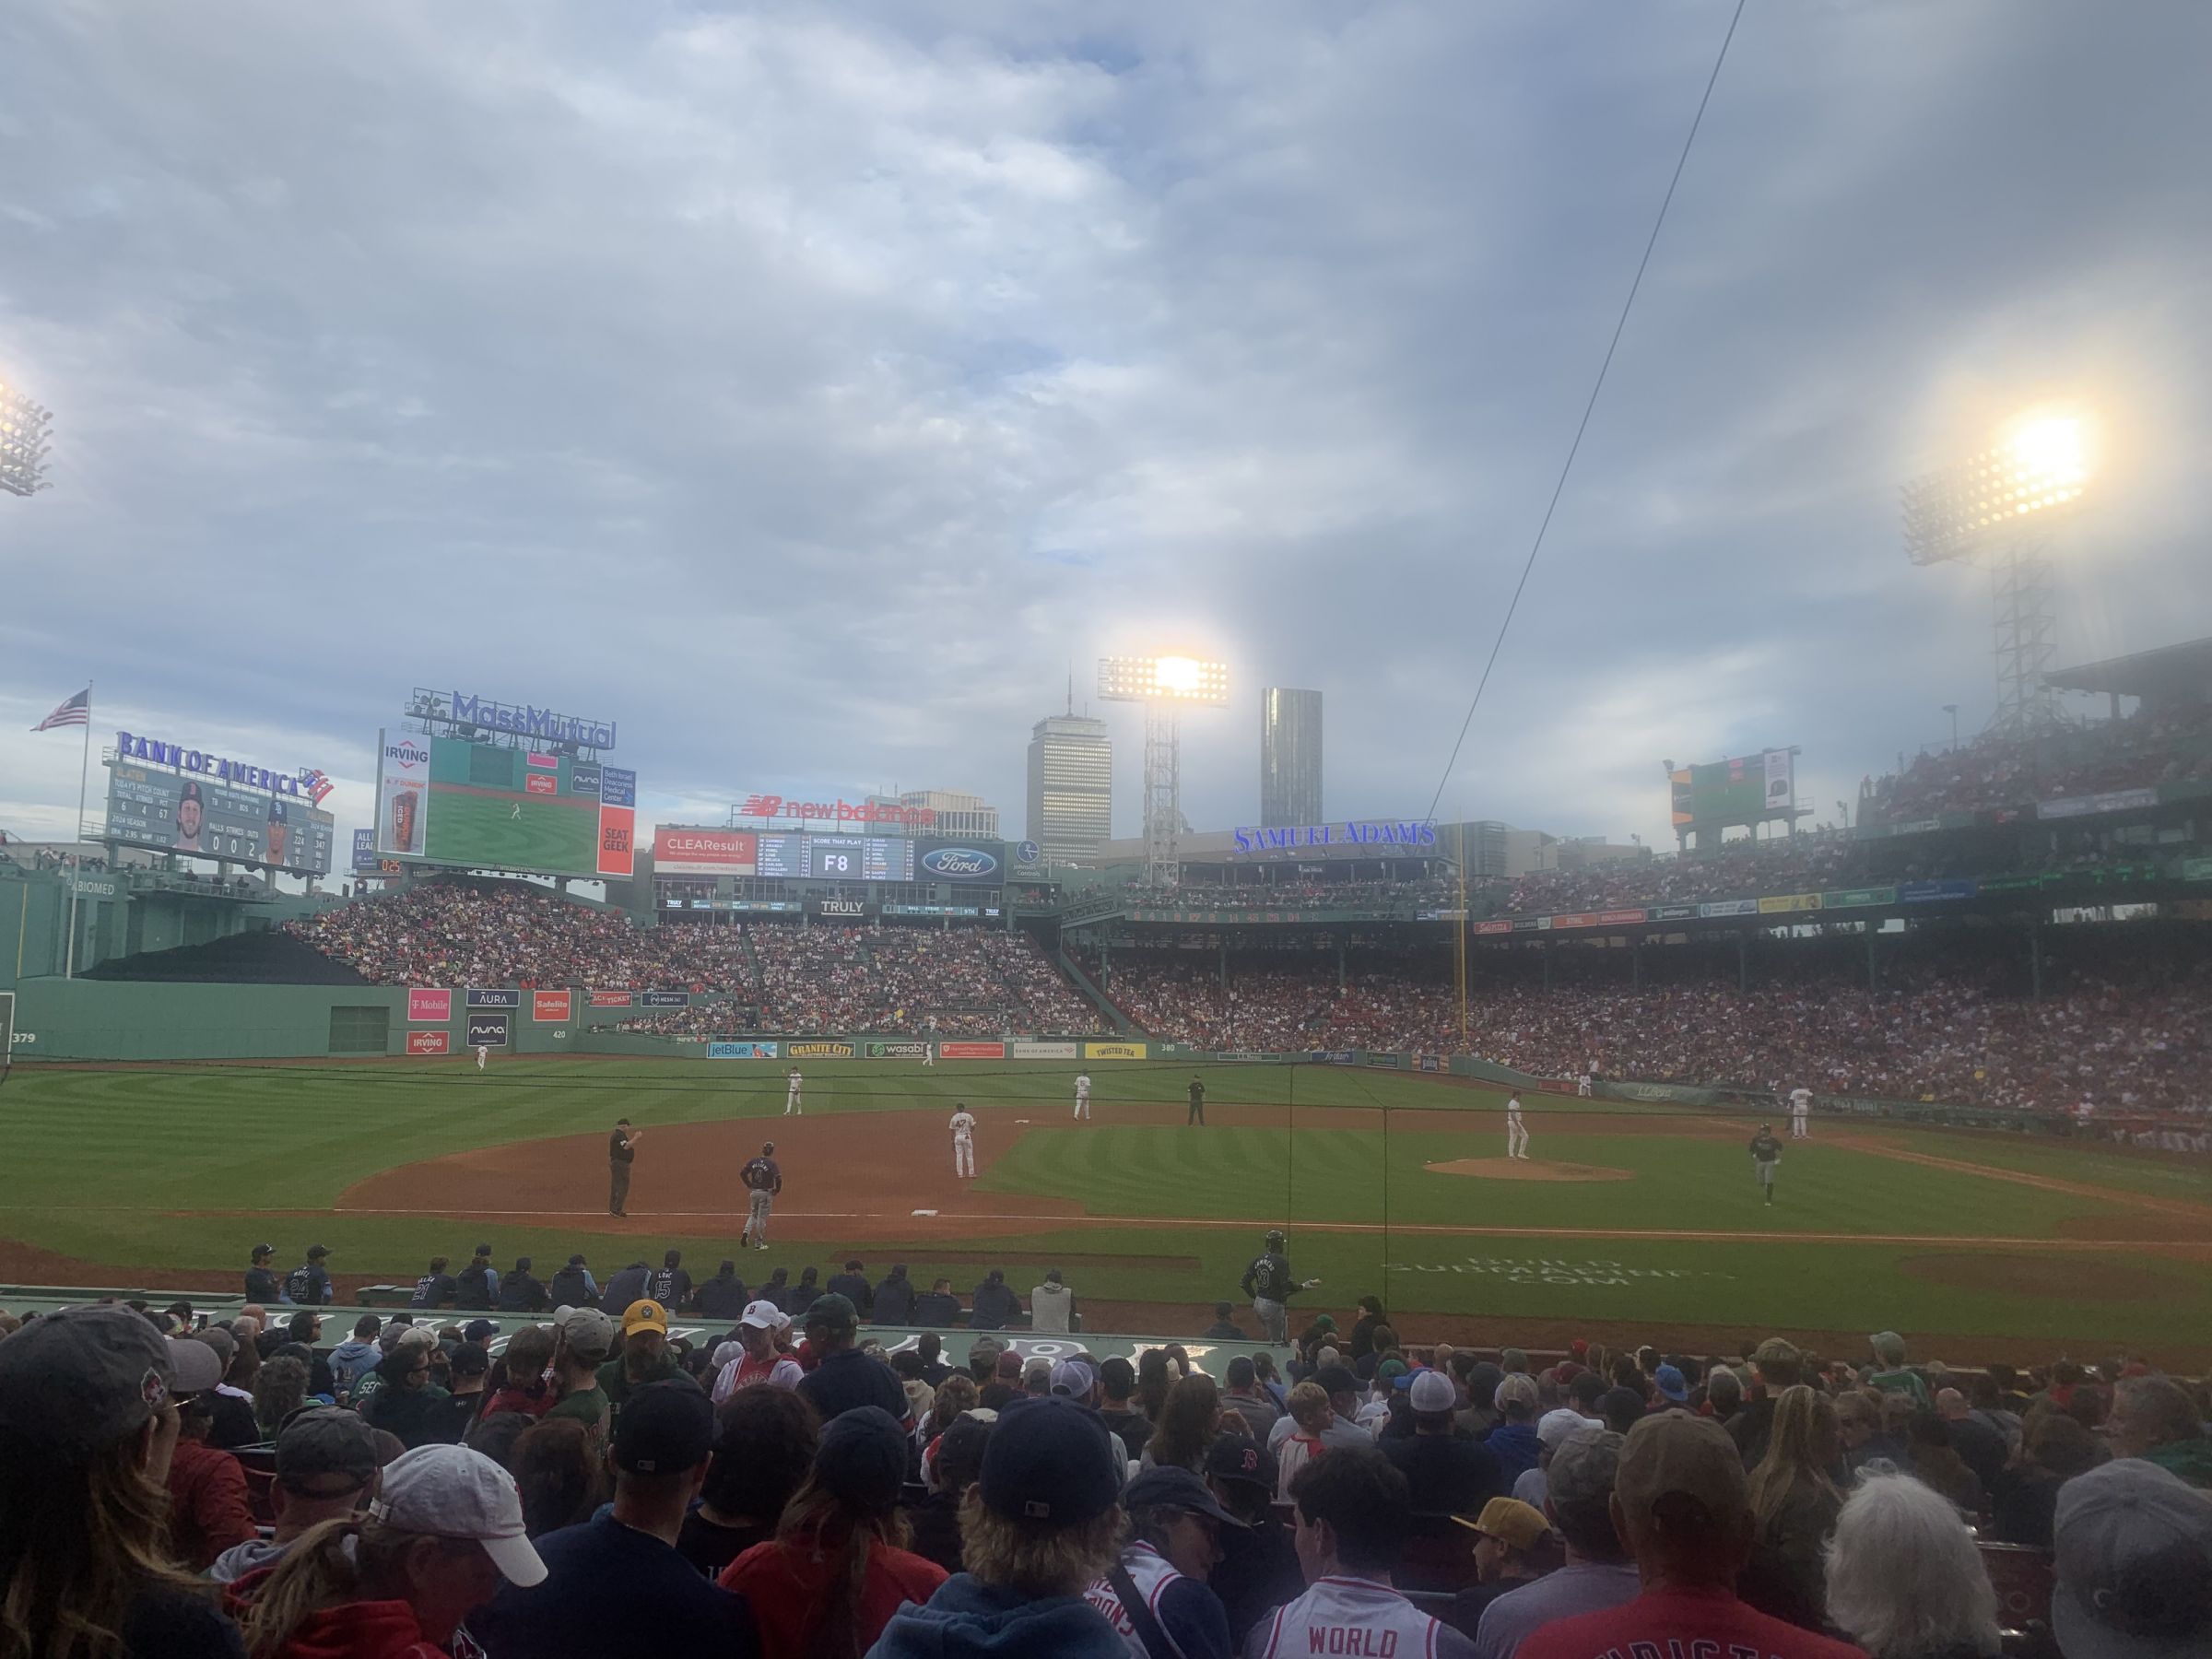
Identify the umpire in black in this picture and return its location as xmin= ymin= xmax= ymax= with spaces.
xmin=608 ymin=1117 xmax=642 ymax=1218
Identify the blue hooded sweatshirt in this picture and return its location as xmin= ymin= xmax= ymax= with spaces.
xmin=865 ymin=1574 xmax=1126 ymax=1659
xmin=1486 ymin=1419 xmax=1542 ymax=1484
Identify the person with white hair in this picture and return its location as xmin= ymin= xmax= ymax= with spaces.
xmin=1822 ymin=1471 xmax=2001 ymax=1658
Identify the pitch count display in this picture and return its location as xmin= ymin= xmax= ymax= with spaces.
xmin=104 ymin=762 xmax=336 ymax=875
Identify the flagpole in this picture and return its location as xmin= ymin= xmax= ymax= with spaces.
xmin=65 ymin=682 xmax=91 ymax=980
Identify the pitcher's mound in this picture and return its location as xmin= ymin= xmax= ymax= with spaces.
xmin=1426 ymin=1158 xmax=1634 ymax=1183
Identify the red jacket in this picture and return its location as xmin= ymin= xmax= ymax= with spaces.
xmin=166 ymin=1436 xmax=258 ymax=1570
xmin=255 ymin=1598 xmax=456 ymax=1659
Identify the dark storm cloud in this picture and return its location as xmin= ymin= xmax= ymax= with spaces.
xmin=2 ymin=1 xmax=2206 ymax=848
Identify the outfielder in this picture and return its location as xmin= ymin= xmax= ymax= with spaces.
xmin=1241 ymin=1228 xmax=1319 ymax=1346
xmin=741 ymin=1140 xmax=782 ymax=1248
xmin=476 ymin=1044 xmax=490 ymax=1072
xmin=1749 ymin=1123 xmax=1783 ymax=1205
xmin=1505 ymin=1091 xmax=1530 ymax=1160
xmin=1788 ymin=1085 xmax=1813 ymax=1140
xmin=1073 ymin=1071 xmax=1092 ymax=1121
xmin=949 ymin=1105 xmax=977 ymax=1178
xmin=784 ymin=1066 xmax=804 ymax=1116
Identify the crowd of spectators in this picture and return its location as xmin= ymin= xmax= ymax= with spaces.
xmin=1099 ymin=930 xmax=2212 ymax=1116
xmin=1491 ymin=831 xmax=1858 ymax=918
xmin=5 ymin=1281 xmax=2208 ymax=1659
xmin=748 ymin=923 xmax=1100 ymax=1036
xmin=1861 ymin=700 xmax=2212 ymax=824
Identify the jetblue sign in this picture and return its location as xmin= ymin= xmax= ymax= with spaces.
xmin=448 ymin=693 xmax=616 ymax=751
xmin=1232 ymin=819 xmax=1438 ymax=854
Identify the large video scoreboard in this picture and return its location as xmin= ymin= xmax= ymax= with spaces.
xmin=377 ymin=732 xmax=636 ymax=880
xmin=102 ymin=735 xmax=335 ymax=877
xmin=1670 ymin=749 xmax=1795 ymax=831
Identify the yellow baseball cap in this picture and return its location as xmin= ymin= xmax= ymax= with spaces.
xmin=621 ymin=1299 xmax=669 ymax=1336
xmin=1454 ymin=1496 xmax=1551 ymax=1553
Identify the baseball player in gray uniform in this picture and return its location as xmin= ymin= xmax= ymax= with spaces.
xmin=741 ymin=1140 xmax=782 ymax=1248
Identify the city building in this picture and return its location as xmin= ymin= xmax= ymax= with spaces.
xmin=1025 ymin=712 xmax=1112 ymax=864
xmin=897 ymin=789 xmax=1001 ymax=839
xmin=1259 ymin=688 xmax=1324 ymax=827
xmin=1555 ymin=834 xmax=1649 ymax=871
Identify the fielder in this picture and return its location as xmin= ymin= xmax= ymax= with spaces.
xmin=741 ymin=1140 xmax=782 ymax=1248
xmin=1788 ymin=1085 xmax=1813 ymax=1140
xmin=784 ymin=1066 xmax=803 ymax=1116
xmin=476 ymin=1044 xmax=490 ymax=1072
xmin=1749 ymin=1123 xmax=1783 ymax=1205
xmin=950 ymin=1105 xmax=977 ymax=1178
xmin=1073 ymin=1071 xmax=1092 ymax=1121
xmin=1575 ymin=1067 xmax=1593 ymax=1099
xmin=1505 ymin=1092 xmax=1530 ymax=1160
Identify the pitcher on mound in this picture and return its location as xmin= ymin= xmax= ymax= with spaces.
xmin=1505 ymin=1092 xmax=1531 ymax=1160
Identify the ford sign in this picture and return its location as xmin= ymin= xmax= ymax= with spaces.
xmin=922 ymin=846 xmax=998 ymax=878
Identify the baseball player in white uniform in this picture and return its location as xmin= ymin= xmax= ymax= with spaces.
xmin=1576 ymin=1064 xmax=1593 ymax=1098
xmin=476 ymin=1044 xmax=489 ymax=1072
xmin=1789 ymin=1085 xmax=1813 ymax=1139
xmin=1505 ymin=1092 xmax=1530 ymax=1160
xmin=1073 ymin=1072 xmax=1092 ymax=1121
xmin=949 ymin=1106 xmax=977 ymax=1178
xmin=784 ymin=1066 xmax=803 ymax=1116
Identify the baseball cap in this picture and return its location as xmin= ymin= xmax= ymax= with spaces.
xmin=1455 ymin=1496 xmax=1550 ymax=1551
xmin=622 ymin=1300 xmax=669 ymax=1337
xmin=979 ymin=1396 xmax=1123 ymax=1526
xmin=558 ymin=1307 xmax=618 ymax=1362
xmin=1539 ymin=1407 xmax=1599 ymax=1450
xmin=813 ymin=1406 xmax=910 ymax=1509
xmin=1653 ymin=1364 xmax=1688 ymax=1403
xmin=1125 ymin=1465 xmax=1249 ymax=1528
xmin=1206 ymin=1432 xmax=1277 ymax=1495
xmin=1050 ymin=1359 xmax=1097 ymax=1399
xmin=1494 ymin=1372 xmax=1540 ymax=1412
xmin=614 ymin=1380 xmax=715 ymax=1476
xmin=1409 ymin=1371 xmax=1456 ymax=1413
xmin=275 ymin=1407 xmax=381 ymax=1495
xmin=447 ymin=1342 xmax=490 ymax=1381
xmin=1547 ymin=1426 xmax=1627 ymax=1508
xmin=0 ymin=1308 xmax=224 ymax=1457
xmin=1313 ymin=1364 xmax=1359 ymax=1397
xmin=1870 ymin=1331 xmax=1908 ymax=1364
xmin=1751 ymin=1336 xmax=1801 ymax=1371
xmin=252 ymin=1243 xmax=275 ymax=1260
xmin=191 ymin=1327 xmax=237 ymax=1370
xmin=994 ymin=1349 xmax=1025 ymax=1381
xmin=567 ymin=1253 xmax=588 ymax=1266
xmin=306 ymin=1243 xmax=330 ymax=1259
xmin=463 ymin=1319 xmax=497 ymax=1345
xmin=369 ymin=1444 xmax=546 ymax=1587
xmin=1615 ymin=1412 xmax=1748 ymax=1528
xmin=737 ymin=1300 xmax=785 ymax=1332
xmin=2052 ymin=1459 xmax=2212 ymax=1659
xmin=805 ymin=1293 xmax=858 ymax=1333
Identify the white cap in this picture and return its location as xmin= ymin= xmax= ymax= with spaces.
xmin=738 ymin=1299 xmax=787 ymax=1331
xmin=1050 ymin=1358 xmax=1097 ymax=1398
xmin=1408 ymin=1370 xmax=1456 ymax=1413
xmin=1538 ymin=1406 xmax=1600 ymax=1449
xmin=369 ymin=1445 xmax=547 ymax=1587
xmin=712 ymin=1341 xmax=744 ymax=1367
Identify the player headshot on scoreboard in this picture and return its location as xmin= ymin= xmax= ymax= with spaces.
xmin=265 ymin=797 xmax=289 ymax=866
xmin=172 ymin=780 xmax=206 ymax=851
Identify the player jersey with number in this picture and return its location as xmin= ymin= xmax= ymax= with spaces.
xmin=1248 ymin=1575 xmax=1474 ymax=1659
xmin=949 ymin=1112 xmax=976 ymax=1142
xmin=1247 ymin=1253 xmax=1293 ymax=1300
xmin=1790 ymin=1088 xmax=1812 ymax=1111
xmin=1076 ymin=1075 xmax=1091 ymax=1097
xmin=741 ymin=1157 xmax=781 ymax=1194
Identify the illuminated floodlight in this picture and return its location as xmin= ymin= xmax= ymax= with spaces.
xmin=1901 ymin=409 xmax=2093 ymax=567
xmin=1096 ymin=654 xmax=1230 ymax=705
xmin=1097 ymin=653 xmax=1230 ymax=888
xmin=0 ymin=380 xmax=55 ymax=499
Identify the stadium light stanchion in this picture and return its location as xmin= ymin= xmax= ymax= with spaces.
xmin=1097 ymin=655 xmax=1229 ymax=890
xmin=1900 ymin=408 xmax=2094 ymax=738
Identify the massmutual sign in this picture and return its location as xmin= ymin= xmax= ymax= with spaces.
xmin=1231 ymin=819 xmax=1438 ymax=854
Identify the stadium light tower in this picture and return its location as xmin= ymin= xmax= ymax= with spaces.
xmin=1098 ymin=654 xmax=1230 ymax=888
xmin=0 ymin=379 xmax=55 ymax=498
xmin=1900 ymin=410 xmax=2092 ymax=737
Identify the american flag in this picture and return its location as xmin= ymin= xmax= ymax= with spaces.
xmin=300 ymin=768 xmax=335 ymax=806
xmin=31 ymin=688 xmax=90 ymax=732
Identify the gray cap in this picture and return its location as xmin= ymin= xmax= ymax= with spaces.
xmin=0 ymin=1306 xmax=223 ymax=1455
xmin=558 ymin=1307 xmax=618 ymax=1362
xmin=1547 ymin=1426 xmax=1626 ymax=1508
xmin=2053 ymin=1459 xmax=2212 ymax=1659
xmin=276 ymin=1406 xmax=382 ymax=1493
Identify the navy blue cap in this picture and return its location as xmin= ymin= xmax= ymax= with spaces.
xmin=813 ymin=1406 xmax=908 ymax=1509
xmin=613 ymin=1380 xmax=712 ymax=1474
xmin=979 ymin=1395 xmax=1122 ymax=1526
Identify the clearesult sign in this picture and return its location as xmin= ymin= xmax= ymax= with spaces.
xmin=653 ymin=827 xmax=757 ymax=876
xmin=407 ymin=988 xmax=453 ymax=1022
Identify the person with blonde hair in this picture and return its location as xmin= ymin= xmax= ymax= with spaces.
xmin=1275 ymin=1382 xmax=1335 ymax=1501
xmin=237 ymin=1443 xmax=544 ymax=1658
xmin=1822 ymin=1472 xmax=2001 ymax=1658
xmin=1740 ymin=1384 xmax=1844 ymax=1630
xmin=871 ymin=1396 xmax=1129 ymax=1658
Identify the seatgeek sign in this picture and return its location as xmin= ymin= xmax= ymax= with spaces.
xmin=115 ymin=732 xmax=319 ymax=798
xmin=1231 ymin=819 xmax=1438 ymax=854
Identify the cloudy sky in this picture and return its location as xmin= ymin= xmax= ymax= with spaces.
xmin=3 ymin=0 xmax=2207 ymax=868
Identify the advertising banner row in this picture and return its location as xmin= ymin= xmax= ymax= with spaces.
xmin=406 ymin=987 xmax=577 ymax=1022
xmin=687 ymin=1039 xmax=1150 ymax=1062
xmin=1461 ymin=874 xmax=2124 ymax=935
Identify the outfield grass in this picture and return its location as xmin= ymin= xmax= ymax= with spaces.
xmin=3 ymin=1057 xmax=2205 ymax=1355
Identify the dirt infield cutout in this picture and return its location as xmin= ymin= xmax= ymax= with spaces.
xmin=1424 ymin=1158 xmax=1634 ymax=1183
xmin=1898 ymin=1252 xmax=2160 ymax=1301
